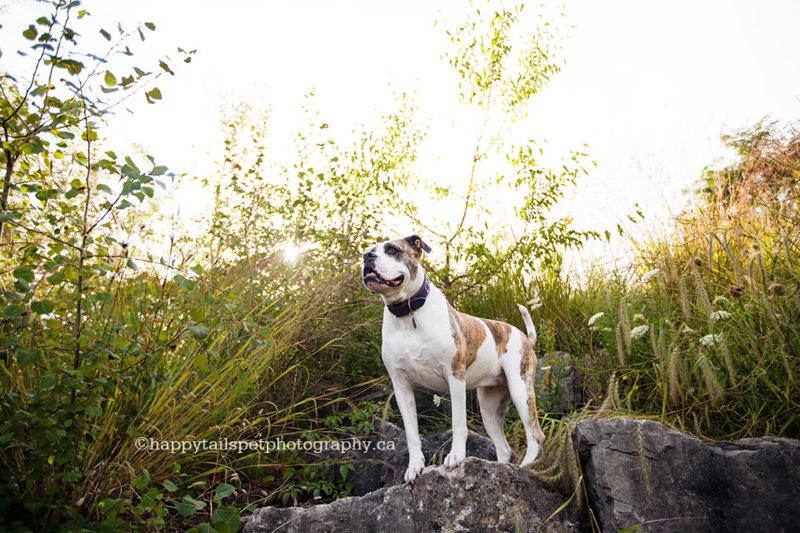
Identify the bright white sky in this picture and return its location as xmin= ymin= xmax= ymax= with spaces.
xmin=3 ymin=0 xmax=800 ymax=265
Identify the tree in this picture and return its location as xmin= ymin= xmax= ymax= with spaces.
xmin=0 ymin=1 xmax=190 ymax=527
xmin=416 ymin=3 xmax=598 ymax=297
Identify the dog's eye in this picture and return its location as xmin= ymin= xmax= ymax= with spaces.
xmin=386 ymin=246 xmax=399 ymax=256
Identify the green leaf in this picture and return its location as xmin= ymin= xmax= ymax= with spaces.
xmin=56 ymin=58 xmax=84 ymax=75
xmin=188 ymin=326 xmax=209 ymax=340
xmin=3 ymin=305 xmax=24 ymax=318
xmin=184 ymin=495 xmax=206 ymax=510
xmin=46 ymin=271 xmax=66 ymax=284
xmin=145 ymin=87 xmax=162 ymax=103
xmin=126 ymin=258 xmax=139 ymax=271
xmin=214 ymin=483 xmax=235 ymax=500
xmin=144 ymin=22 xmax=156 ymax=31
xmin=158 ymin=60 xmax=174 ymax=75
xmin=104 ymin=70 xmax=117 ymax=86
xmin=13 ymin=266 xmax=35 ymax=283
xmin=31 ymin=300 xmax=55 ymax=314
xmin=0 ymin=212 xmax=22 ymax=221
xmin=211 ymin=505 xmax=241 ymax=532
xmin=97 ymin=183 xmax=113 ymax=193
xmin=140 ymin=491 xmax=156 ymax=510
xmin=174 ymin=501 xmax=197 ymax=517
xmin=132 ymin=469 xmax=150 ymax=490
xmin=23 ymin=25 xmax=38 ymax=40
xmin=162 ymin=480 xmax=178 ymax=492
xmin=173 ymin=274 xmax=196 ymax=291
xmin=14 ymin=278 xmax=31 ymax=293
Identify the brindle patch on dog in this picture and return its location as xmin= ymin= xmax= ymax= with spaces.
xmin=384 ymin=238 xmax=422 ymax=281
xmin=448 ymin=306 xmax=486 ymax=380
xmin=481 ymin=318 xmax=512 ymax=356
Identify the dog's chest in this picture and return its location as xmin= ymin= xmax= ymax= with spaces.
xmin=382 ymin=322 xmax=455 ymax=393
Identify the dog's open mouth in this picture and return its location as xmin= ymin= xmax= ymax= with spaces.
xmin=363 ymin=266 xmax=404 ymax=287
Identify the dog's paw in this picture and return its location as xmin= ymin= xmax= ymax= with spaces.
xmin=404 ymin=455 xmax=425 ymax=483
xmin=444 ymin=449 xmax=465 ymax=469
xmin=520 ymin=441 xmax=541 ymax=467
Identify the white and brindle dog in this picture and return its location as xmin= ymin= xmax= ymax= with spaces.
xmin=362 ymin=234 xmax=546 ymax=482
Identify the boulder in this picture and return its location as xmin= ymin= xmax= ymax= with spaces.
xmin=319 ymin=419 xmax=498 ymax=496
xmin=243 ymin=458 xmax=584 ymax=533
xmin=574 ymin=418 xmax=800 ymax=533
xmin=535 ymin=352 xmax=582 ymax=414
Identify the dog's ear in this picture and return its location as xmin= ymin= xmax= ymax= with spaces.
xmin=404 ymin=234 xmax=432 ymax=254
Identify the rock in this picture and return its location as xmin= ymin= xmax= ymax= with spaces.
xmin=319 ymin=419 xmax=499 ymax=496
xmin=424 ymin=426 xmax=498 ymax=465
xmin=243 ymin=458 xmax=584 ymax=533
xmin=574 ymin=418 xmax=800 ymax=533
xmin=535 ymin=352 xmax=582 ymax=414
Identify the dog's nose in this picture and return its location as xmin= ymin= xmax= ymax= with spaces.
xmin=364 ymin=251 xmax=377 ymax=262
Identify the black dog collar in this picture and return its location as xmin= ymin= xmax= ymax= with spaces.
xmin=385 ymin=273 xmax=430 ymax=327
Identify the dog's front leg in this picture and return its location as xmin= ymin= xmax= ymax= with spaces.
xmin=389 ymin=371 xmax=425 ymax=483
xmin=444 ymin=373 xmax=467 ymax=468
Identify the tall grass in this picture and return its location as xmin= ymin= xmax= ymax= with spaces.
xmin=0 ymin=248 xmax=382 ymax=527
xmin=459 ymin=121 xmax=800 ymax=442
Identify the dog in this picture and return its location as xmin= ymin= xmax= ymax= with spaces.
xmin=362 ymin=234 xmax=546 ymax=482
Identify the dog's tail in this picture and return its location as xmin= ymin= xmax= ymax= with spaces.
xmin=517 ymin=304 xmax=537 ymax=345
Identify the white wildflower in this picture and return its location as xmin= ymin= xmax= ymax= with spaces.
xmin=700 ymin=334 xmax=721 ymax=347
xmin=630 ymin=324 xmax=650 ymax=340
xmin=432 ymin=394 xmax=442 ymax=407
xmin=587 ymin=312 xmax=605 ymax=327
xmin=527 ymin=296 xmax=543 ymax=311
xmin=642 ymin=268 xmax=660 ymax=281
xmin=710 ymin=310 xmax=732 ymax=321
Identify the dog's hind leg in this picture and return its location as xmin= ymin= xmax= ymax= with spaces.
xmin=478 ymin=384 xmax=513 ymax=463
xmin=503 ymin=338 xmax=546 ymax=466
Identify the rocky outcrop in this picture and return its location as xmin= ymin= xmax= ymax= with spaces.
xmin=245 ymin=415 xmax=800 ymax=533
xmin=319 ymin=419 xmax=498 ymax=496
xmin=243 ymin=458 xmax=583 ymax=533
xmin=574 ymin=418 xmax=800 ymax=533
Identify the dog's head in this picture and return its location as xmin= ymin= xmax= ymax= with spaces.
xmin=362 ymin=235 xmax=432 ymax=303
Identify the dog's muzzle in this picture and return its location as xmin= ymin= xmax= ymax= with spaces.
xmin=363 ymin=252 xmax=404 ymax=287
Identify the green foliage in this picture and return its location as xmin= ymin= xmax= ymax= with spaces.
xmin=418 ymin=3 xmax=598 ymax=298
xmin=6 ymin=0 xmax=795 ymax=529
xmin=203 ymin=93 xmax=423 ymax=268
xmin=447 ymin=2 xmax=563 ymax=113
xmin=0 ymin=3 xmax=195 ymax=529
xmin=461 ymin=122 xmax=799 ymax=448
